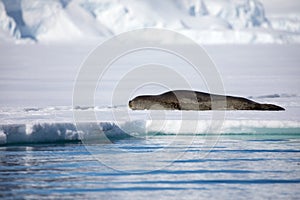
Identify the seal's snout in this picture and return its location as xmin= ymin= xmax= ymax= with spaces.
xmin=128 ymin=100 xmax=133 ymax=108
xmin=129 ymin=99 xmax=138 ymax=110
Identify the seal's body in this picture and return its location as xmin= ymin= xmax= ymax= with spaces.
xmin=128 ymin=90 xmax=284 ymax=111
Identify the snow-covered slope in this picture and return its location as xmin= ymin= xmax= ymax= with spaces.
xmin=0 ymin=0 xmax=299 ymax=44
xmin=0 ymin=0 xmax=21 ymax=42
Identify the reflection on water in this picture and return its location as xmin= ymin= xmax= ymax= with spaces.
xmin=0 ymin=136 xmax=300 ymax=199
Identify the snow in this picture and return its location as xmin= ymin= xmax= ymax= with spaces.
xmin=0 ymin=0 xmax=299 ymax=44
xmin=0 ymin=44 xmax=299 ymax=107
xmin=270 ymin=16 xmax=300 ymax=33
xmin=0 ymin=0 xmax=299 ymax=145
xmin=0 ymin=0 xmax=21 ymax=42
xmin=0 ymin=43 xmax=299 ymax=145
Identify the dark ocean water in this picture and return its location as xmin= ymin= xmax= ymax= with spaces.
xmin=1 ymin=134 xmax=300 ymax=200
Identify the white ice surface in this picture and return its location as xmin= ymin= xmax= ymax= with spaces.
xmin=0 ymin=44 xmax=299 ymax=107
xmin=0 ymin=44 xmax=299 ymax=144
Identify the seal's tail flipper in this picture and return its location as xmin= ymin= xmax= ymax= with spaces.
xmin=260 ymin=104 xmax=285 ymax=111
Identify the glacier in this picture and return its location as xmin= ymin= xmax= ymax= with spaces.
xmin=0 ymin=0 xmax=299 ymax=44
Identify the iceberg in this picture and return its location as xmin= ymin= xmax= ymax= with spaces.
xmin=0 ymin=0 xmax=299 ymax=44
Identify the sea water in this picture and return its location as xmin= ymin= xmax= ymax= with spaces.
xmin=1 ymin=135 xmax=299 ymax=199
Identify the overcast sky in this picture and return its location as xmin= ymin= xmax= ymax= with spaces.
xmin=260 ymin=0 xmax=300 ymax=16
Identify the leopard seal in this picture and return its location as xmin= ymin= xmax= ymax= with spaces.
xmin=128 ymin=90 xmax=284 ymax=111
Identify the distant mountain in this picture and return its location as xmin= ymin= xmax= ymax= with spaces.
xmin=0 ymin=0 xmax=299 ymax=44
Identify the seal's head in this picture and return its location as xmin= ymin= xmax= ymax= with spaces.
xmin=129 ymin=96 xmax=151 ymax=110
xmin=129 ymin=95 xmax=163 ymax=110
xmin=128 ymin=99 xmax=140 ymax=110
